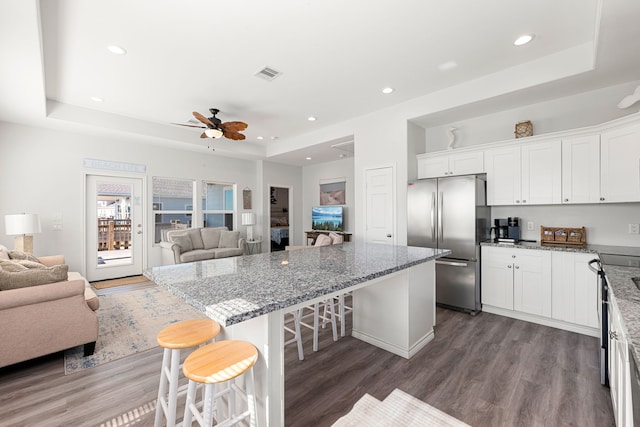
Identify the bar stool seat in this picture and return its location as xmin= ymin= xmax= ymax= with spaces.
xmin=155 ymin=318 xmax=221 ymax=427
xmin=182 ymin=340 xmax=259 ymax=427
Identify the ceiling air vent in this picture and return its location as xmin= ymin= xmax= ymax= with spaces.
xmin=255 ymin=66 xmax=282 ymax=81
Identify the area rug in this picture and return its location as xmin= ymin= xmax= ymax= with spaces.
xmin=64 ymin=285 xmax=206 ymax=375
xmin=91 ymin=275 xmax=148 ymax=290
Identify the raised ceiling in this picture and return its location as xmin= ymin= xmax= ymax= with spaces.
xmin=1 ymin=0 xmax=639 ymax=165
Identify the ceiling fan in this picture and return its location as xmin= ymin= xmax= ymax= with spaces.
xmin=173 ymin=108 xmax=248 ymax=140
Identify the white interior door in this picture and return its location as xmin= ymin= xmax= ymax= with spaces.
xmin=86 ymin=174 xmax=143 ymax=281
xmin=365 ymin=166 xmax=395 ymax=244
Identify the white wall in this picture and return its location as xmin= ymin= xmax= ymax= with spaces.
xmin=492 ymin=204 xmax=640 ymax=247
xmin=260 ymin=161 xmax=303 ymax=250
xmin=423 ymin=80 xmax=640 ymax=152
xmin=302 ymin=157 xmax=355 ymax=243
xmin=0 ymin=121 xmax=260 ymax=273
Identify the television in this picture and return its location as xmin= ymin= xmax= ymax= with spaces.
xmin=312 ymin=206 xmax=344 ymax=232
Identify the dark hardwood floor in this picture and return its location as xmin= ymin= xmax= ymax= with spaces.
xmin=0 ymin=307 xmax=614 ymax=426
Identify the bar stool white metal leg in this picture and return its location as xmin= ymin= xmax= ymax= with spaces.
xmin=154 ymin=318 xmax=221 ymax=427
xmin=182 ymin=340 xmax=259 ymax=427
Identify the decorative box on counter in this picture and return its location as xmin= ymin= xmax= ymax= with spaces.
xmin=540 ymin=226 xmax=586 ymax=246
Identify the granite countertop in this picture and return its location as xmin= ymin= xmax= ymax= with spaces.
xmin=481 ymin=240 xmax=640 ymax=257
xmin=144 ymin=242 xmax=450 ymax=327
xmin=604 ymin=265 xmax=640 ymax=366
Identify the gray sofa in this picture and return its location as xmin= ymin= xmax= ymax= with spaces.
xmin=160 ymin=227 xmax=245 ymax=265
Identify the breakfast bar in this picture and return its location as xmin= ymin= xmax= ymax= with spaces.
xmin=144 ymin=242 xmax=450 ymax=426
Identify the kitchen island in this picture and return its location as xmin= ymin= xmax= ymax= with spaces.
xmin=144 ymin=241 xmax=449 ymax=426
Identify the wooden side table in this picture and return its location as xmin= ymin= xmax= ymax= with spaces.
xmin=245 ymin=239 xmax=263 ymax=255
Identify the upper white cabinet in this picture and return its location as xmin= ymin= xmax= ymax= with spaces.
xmin=486 ymin=140 xmax=561 ymax=205
xmin=417 ymin=151 xmax=483 ymax=179
xmin=600 ymin=123 xmax=640 ymax=202
xmin=561 ymin=135 xmax=601 ymax=204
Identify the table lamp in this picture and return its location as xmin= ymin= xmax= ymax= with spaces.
xmin=5 ymin=213 xmax=41 ymax=254
xmin=241 ymin=212 xmax=256 ymax=242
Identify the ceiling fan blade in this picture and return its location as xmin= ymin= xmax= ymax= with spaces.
xmin=193 ymin=111 xmax=216 ymax=128
xmin=171 ymin=123 xmax=206 ymax=129
xmin=221 ymin=121 xmax=248 ymax=132
xmin=224 ymin=131 xmax=246 ymax=141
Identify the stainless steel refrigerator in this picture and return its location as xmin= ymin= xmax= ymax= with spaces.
xmin=407 ymin=174 xmax=491 ymax=314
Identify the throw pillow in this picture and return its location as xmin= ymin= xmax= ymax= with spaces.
xmin=15 ymin=259 xmax=48 ymax=269
xmin=219 ymin=231 xmax=240 ymax=248
xmin=0 ymin=259 xmax=29 ymax=272
xmin=201 ymin=227 xmax=223 ymax=249
xmin=187 ymin=228 xmax=205 ymax=250
xmin=329 ymin=232 xmax=344 ymax=244
xmin=0 ymin=264 xmax=69 ymax=291
xmin=314 ymin=234 xmax=332 ymax=246
xmin=0 ymin=245 xmax=9 ymax=260
xmin=171 ymin=234 xmax=193 ymax=253
xmin=8 ymin=250 xmax=40 ymax=263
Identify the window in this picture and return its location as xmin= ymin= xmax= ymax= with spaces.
xmin=152 ymin=177 xmax=195 ymax=243
xmin=202 ymin=182 xmax=235 ymax=230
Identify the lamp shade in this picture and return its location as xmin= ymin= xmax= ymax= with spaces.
xmin=241 ymin=212 xmax=256 ymax=226
xmin=5 ymin=213 xmax=41 ymax=236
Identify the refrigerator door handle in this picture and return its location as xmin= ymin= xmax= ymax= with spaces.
xmin=436 ymin=260 xmax=468 ymax=267
xmin=438 ymin=191 xmax=444 ymax=240
xmin=431 ymin=192 xmax=436 ymax=240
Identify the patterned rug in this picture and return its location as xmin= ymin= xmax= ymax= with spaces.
xmin=64 ymin=285 xmax=206 ymax=375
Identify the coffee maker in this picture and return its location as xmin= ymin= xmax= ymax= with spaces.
xmin=508 ymin=217 xmax=520 ymax=241
xmin=490 ymin=219 xmax=508 ymax=241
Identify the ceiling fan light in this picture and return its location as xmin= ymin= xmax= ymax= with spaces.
xmin=205 ymin=128 xmax=223 ymax=139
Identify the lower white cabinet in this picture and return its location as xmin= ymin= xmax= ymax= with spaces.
xmin=608 ymin=296 xmax=633 ymax=427
xmin=482 ymin=246 xmax=599 ymax=336
xmin=481 ymin=246 xmax=551 ymax=316
xmin=550 ymin=252 xmax=599 ymax=329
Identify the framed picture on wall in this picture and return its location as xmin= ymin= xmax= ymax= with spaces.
xmin=319 ymin=178 xmax=346 ymax=205
xmin=243 ymin=188 xmax=252 ymax=209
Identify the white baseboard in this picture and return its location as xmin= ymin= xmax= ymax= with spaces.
xmin=482 ymin=305 xmax=599 ymax=337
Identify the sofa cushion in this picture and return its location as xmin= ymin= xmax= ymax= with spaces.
xmin=201 ymin=228 xmax=223 ymax=249
xmin=171 ymin=234 xmax=193 ymax=253
xmin=0 ymin=245 xmax=9 ymax=260
xmin=329 ymin=232 xmax=344 ymax=244
xmin=0 ymin=264 xmax=69 ymax=290
xmin=214 ymin=248 xmax=244 ymax=258
xmin=187 ymin=229 xmax=205 ymax=250
xmin=314 ymin=234 xmax=333 ymax=246
xmin=8 ymin=250 xmax=40 ymax=263
xmin=219 ymin=230 xmax=240 ymax=248
xmin=0 ymin=259 xmax=29 ymax=272
xmin=180 ymin=249 xmax=216 ymax=263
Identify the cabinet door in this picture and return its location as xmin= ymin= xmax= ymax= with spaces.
xmin=513 ymin=250 xmax=551 ymax=316
xmin=601 ymin=123 xmax=640 ymax=202
xmin=486 ymin=146 xmax=521 ymax=205
xmin=418 ymin=155 xmax=449 ymax=179
xmin=609 ymin=298 xmax=632 ymax=427
xmin=551 ymin=252 xmax=599 ymax=328
xmin=481 ymin=247 xmax=514 ymax=310
xmin=521 ymin=140 xmax=562 ymax=205
xmin=449 ymin=151 xmax=484 ymax=176
xmin=561 ymin=135 xmax=601 ymax=204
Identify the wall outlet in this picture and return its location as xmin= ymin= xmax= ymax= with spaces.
xmin=527 ymin=221 xmax=534 ymax=231
xmin=629 ymin=223 xmax=640 ymax=234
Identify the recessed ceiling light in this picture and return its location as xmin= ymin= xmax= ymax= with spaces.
xmin=257 ymin=136 xmax=264 ymax=140
xmin=438 ymin=61 xmax=458 ymax=71
xmin=308 ymin=116 xmax=317 ymax=121
xmin=107 ymin=45 xmax=127 ymax=55
xmin=271 ymin=136 xmax=279 ymax=140
xmin=514 ymin=34 xmax=535 ymax=46
xmin=382 ymin=87 xmax=394 ymax=94
xmin=339 ymin=154 xmax=346 ymax=158
xmin=305 ymin=157 xmax=312 ymax=160
xmin=90 ymin=96 xmax=104 ymax=102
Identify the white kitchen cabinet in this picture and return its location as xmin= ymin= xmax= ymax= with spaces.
xmin=561 ymin=135 xmax=601 ymax=204
xmin=417 ymin=151 xmax=484 ymax=179
xmin=601 ymin=123 xmax=640 ymax=203
xmin=550 ymin=252 xmax=599 ymax=329
xmin=481 ymin=246 xmax=551 ymax=316
xmin=485 ymin=140 xmax=561 ymax=205
xmin=608 ymin=296 xmax=633 ymax=427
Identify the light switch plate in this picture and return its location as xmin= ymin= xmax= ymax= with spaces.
xmin=527 ymin=221 xmax=534 ymax=231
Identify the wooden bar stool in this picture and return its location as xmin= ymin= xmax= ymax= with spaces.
xmin=154 ymin=318 xmax=221 ymax=427
xmin=182 ymin=340 xmax=259 ymax=427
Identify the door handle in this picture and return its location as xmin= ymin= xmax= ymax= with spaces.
xmin=430 ymin=192 xmax=436 ymax=240
xmin=438 ymin=191 xmax=444 ymax=240
xmin=386 ymin=234 xmax=392 ymax=238
xmin=436 ymin=260 xmax=468 ymax=267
